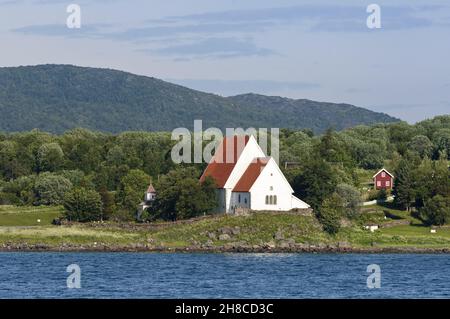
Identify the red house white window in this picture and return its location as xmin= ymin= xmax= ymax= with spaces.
xmin=373 ymin=168 xmax=394 ymax=190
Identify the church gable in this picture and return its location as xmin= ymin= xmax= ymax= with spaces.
xmin=199 ymin=135 xmax=250 ymax=188
xmin=248 ymin=158 xmax=293 ymax=194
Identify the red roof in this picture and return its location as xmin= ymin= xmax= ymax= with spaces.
xmin=233 ymin=157 xmax=270 ymax=192
xmin=147 ymin=183 xmax=156 ymax=193
xmin=372 ymin=168 xmax=394 ymax=179
xmin=200 ymin=135 xmax=250 ymax=188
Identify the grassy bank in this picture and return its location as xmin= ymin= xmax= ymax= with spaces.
xmin=0 ymin=205 xmax=449 ymax=251
xmin=0 ymin=205 xmax=63 ymax=226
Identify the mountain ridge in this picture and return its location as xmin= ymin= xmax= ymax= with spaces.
xmin=0 ymin=64 xmax=399 ymax=133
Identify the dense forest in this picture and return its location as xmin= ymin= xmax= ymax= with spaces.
xmin=0 ymin=115 xmax=449 ymax=232
xmin=0 ymin=65 xmax=398 ymax=133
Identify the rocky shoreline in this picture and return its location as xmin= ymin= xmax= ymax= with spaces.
xmin=1 ymin=242 xmax=449 ymax=254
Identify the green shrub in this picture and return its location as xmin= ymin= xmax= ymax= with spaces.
xmin=317 ymin=193 xmax=344 ymax=234
xmin=151 ymin=167 xmax=217 ymax=221
xmin=0 ymin=192 xmax=21 ymax=205
xmin=367 ymin=189 xmax=379 ymax=201
xmin=377 ymin=189 xmax=388 ymax=201
xmin=335 ymin=183 xmax=362 ymax=219
xmin=35 ymin=172 xmax=72 ymax=205
xmin=419 ymin=195 xmax=450 ymax=226
xmin=63 ymin=187 xmax=103 ymax=222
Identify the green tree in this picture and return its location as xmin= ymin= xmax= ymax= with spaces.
xmin=317 ymin=193 xmax=344 ymax=234
xmin=388 ymin=122 xmax=416 ymax=155
xmin=316 ymin=128 xmax=352 ymax=165
xmin=432 ymin=128 xmax=450 ymax=159
xmin=280 ymin=131 xmax=313 ymax=165
xmin=408 ymin=135 xmax=433 ymax=158
xmin=377 ymin=188 xmax=387 ymax=201
xmin=34 ymin=172 xmax=73 ymax=205
xmin=412 ymin=157 xmax=434 ymax=208
xmin=433 ymin=157 xmax=450 ymax=197
xmin=393 ymin=158 xmax=416 ymax=211
xmin=412 ymin=157 xmax=450 ymax=208
xmin=176 ymin=176 xmax=217 ymax=220
xmin=106 ymin=145 xmax=127 ymax=166
xmin=292 ymin=159 xmax=338 ymax=210
xmin=59 ymin=169 xmax=86 ymax=187
xmin=118 ymin=169 xmax=150 ymax=213
xmin=419 ymin=195 xmax=450 ymax=226
xmin=359 ymin=152 xmax=384 ymax=170
xmin=152 ymin=167 xmax=216 ymax=221
xmin=63 ymin=187 xmax=103 ymax=222
xmin=99 ymin=187 xmax=115 ymax=220
xmin=1 ymin=175 xmax=37 ymax=205
xmin=335 ymin=183 xmax=362 ymax=219
xmin=37 ymin=142 xmax=64 ymax=172
xmin=0 ymin=140 xmax=29 ymax=179
xmin=61 ymin=129 xmax=105 ymax=173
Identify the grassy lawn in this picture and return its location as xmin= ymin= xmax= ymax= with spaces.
xmin=0 ymin=205 xmax=146 ymax=246
xmin=0 ymin=225 xmax=143 ymax=245
xmin=359 ymin=202 xmax=417 ymax=224
xmin=0 ymin=204 xmax=449 ymax=250
xmin=375 ymin=225 xmax=450 ymax=248
xmin=0 ymin=205 xmax=63 ymax=226
xmin=355 ymin=168 xmax=374 ymax=196
xmin=376 ymin=202 xmax=416 ymax=221
xmin=356 ymin=203 xmax=450 ymax=248
xmin=382 ymin=225 xmax=450 ymax=237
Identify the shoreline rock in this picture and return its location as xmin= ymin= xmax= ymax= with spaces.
xmin=1 ymin=243 xmax=449 ymax=254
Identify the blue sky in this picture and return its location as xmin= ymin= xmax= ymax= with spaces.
xmin=1 ymin=0 xmax=449 ymax=122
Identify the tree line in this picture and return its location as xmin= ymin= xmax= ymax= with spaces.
xmin=0 ymin=115 xmax=449 ymax=230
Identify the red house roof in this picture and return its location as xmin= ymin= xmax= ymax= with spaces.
xmin=372 ymin=168 xmax=394 ymax=179
xmin=233 ymin=157 xmax=270 ymax=192
xmin=199 ymin=135 xmax=250 ymax=188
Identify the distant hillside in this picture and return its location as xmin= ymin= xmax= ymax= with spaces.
xmin=227 ymin=94 xmax=398 ymax=133
xmin=0 ymin=65 xmax=398 ymax=133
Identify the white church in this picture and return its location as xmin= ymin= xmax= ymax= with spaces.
xmin=200 ymin=135 xmax=310 ymax=214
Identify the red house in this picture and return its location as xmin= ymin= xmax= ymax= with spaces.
xmin=372 ymin=168 xmax=394 ymax=190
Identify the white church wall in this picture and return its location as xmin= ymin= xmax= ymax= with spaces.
xmin=291 ymin=195 xmax=310 ymax=209
xmin=249 ymin=158 xmax=295 ymax=211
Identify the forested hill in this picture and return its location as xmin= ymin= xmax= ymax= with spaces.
xmin=227 ymin=94 xmax=397 ymax=133
xmin=0 ymin=64 xmax=398 ymax=134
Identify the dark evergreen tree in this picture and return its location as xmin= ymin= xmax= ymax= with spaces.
xmin=292 ymin=158 xmax=338 ymax=210
xmin=393 ymin=159 xmax=415 ymax=211
xmin=99 ymin=187 xmax=115 ymax=220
